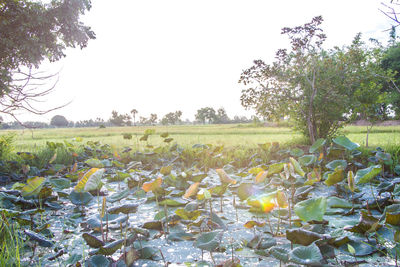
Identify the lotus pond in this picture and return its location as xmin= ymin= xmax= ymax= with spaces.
xmin=1 ymin=133 xmax=400 ymax=267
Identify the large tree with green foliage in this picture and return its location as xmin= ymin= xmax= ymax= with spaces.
xmin=0 ymin=0 xmax=95 ymax=121
xmin=240 ymin=16 xmax=390 ymax=143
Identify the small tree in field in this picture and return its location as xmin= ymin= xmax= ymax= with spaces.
xmin=50 ymin=115 xmax=68 ymax=127
xmin=130 ymin=109 xmax=138 ymax=125
xmin=240 ymin=16 xmax=390 ymax=143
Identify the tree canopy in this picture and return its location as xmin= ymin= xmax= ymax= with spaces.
xmin=0 ymin=0 xmax=95 ymax=120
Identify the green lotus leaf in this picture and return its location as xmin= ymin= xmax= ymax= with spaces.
xmin=21 ymin=176 xmax=45 ymax=197
xmin=324 ymin=168 xmax=344 ymax=186
xmin=269 ymin=246 xmax=290 ymax=262
xmin=325 ymin=160 xmax=347 ymax=171
xmin=290 ymin=148 xmax=304 ymax=157
xmin=85 ymin=158 xmax=104 ymax=168
xmin=309 ymin=138 xmax=326 ymax=153
xmin=69 ymin=191 xmax=93 ymax=206
xmin=49 ymin=177 xmax=71 ymax=190
xmin=88 ymin=255 xmax=110 ymax=267
xmin=355 ymin=165 xmax=382 ymax=184
xmin=298 ymin=155 xmax=316 ymax=166
xmin=332 ymin=136 xmax=359 ymax=151
xmin=294 ymin=197 xmax=327 ymax=222
xmin=194 ymin=231 xmax=222 ymax=252
xmin=289 ymin=243 xmax=323 ymax=265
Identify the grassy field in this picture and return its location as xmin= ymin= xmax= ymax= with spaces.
xmin=2 ymin=124 xmax=400 ymax=152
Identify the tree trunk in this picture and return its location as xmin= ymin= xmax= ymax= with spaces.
xmin=366 ymin=124 xmax=372 ymax=148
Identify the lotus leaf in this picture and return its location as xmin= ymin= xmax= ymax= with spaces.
xmin=294 ymin=197 xmax=327 ymax=222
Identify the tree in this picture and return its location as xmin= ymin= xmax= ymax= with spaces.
xmin=148 ymin=113 xmax=158 ymax=125
xmin=195 ymin=107 xmax=217 ymax=124
xmin=109 ymin=110 xmax=131 ymax=126
xmin=161 ymin=111 xmax=182 ymax=125
xmin=215 ymin=107 xmax=230 ymax=124
xmin=381 ymin=43 xmax=400 ymax=119
xmin=240 ymin=16 xmax=389 ymax=143
xmin=50 ymin=115 xmax=68 ymax=127
xmin=130 ymin=109 xmax=138 ymax=125
xmin=0 ymin=0 xmax=95 ymax=122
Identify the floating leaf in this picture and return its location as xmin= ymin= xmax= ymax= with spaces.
xmin=309 ymin=138 xmax=326 ymax=153
xmin=24 ymin=230 xmax=53 ymax=247
xmin=355 ymin=165 xmax=382 ymax=184
xmin=286 ymin=229 xmax=322 ymax=246
xmin=21 ymin=177 xmax=45 ymax=197
xmin=107 ymin=189 xmax=130 ymax=203
xmin=289 ymin=243 xmax=323 ymax=265
xmin=324 ymin=167 xmax=344 ymax=186
xmin=142 ymin=177 xmax=162 ymax=192
xmin=88 ymin=255 xmax=110 ymax=267
xmin=183 ymin=182 xmax=200 ymax=199
xmin=175 ymin=208 xmax=201 ymax=220
xmin=159 ymin=198 xmax=187 ymax=207
xmin=108 ymin=204 xmax=138 ymax=214
xmin=194 ymin=231 xmax=222 ymax=252
xmin=294 ymin=197 xmax=327 ymax=222
xmin=215 ymin=169 xmax=236 ymax=184
xmin=69 ymin=191 xmax=93 ymax=206
xmin=332 ymin=136 xmax=359 ymax=151
xmin=269 ymin=247 xmax=290 ymax=263
xmin=244 ymin=220 xmax=266 ymax=229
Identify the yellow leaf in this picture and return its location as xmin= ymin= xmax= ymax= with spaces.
xmin=255 ymin=171 xmax=268 ymax=183
xmin=276 ymin=190 xmax=288 ymax=208
xmin=142 ymin=177 xmax=162 ymax=192
xmin=348 ymin=170 xmax=355 ymax=192
xmin=244 ymin=220 xmax=266 ymax=229
xmin=183 ymin=182 xmax=200 ymax=199
xmin=216 ymin=169 xmax=236 ymax=184
xmin=101 ymin=197 xmax=106 ymax=218
xmin=74 ymin=168 xmax=102 ymax=192
xmin=49 ymin=152 xmax=57 ymax=164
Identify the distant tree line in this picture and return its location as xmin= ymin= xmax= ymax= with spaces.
xmin=0 ymin=107 xmax=256 ymax=129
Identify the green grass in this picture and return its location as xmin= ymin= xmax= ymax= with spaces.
xmin=1 ymin=124 xmax=400 ymax=152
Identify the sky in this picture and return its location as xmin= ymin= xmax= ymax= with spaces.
xmin=9 ymin=0 xmax=398 ymax=123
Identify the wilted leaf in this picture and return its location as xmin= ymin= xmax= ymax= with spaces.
xmin=244 ymin=220 xmax=266 ymax=229
xmin=216 ymin=169 xmax=236 ymax=184
xmin=142 ymin=177 xmax=162 ymax=192
xmin=108 ymin=204 xmax=138 ymax=214
xmin=348 ymin=171 xmax=355 ymax=192
xmin=85 ymin=158 xmax=104 ymax=168
xmin=82 ymin=233 xmax=105 ymax=248
xmin=183 ymin=182 xmax=200 ymax=199
xmin=255 ymin=171 xmax=268 ymax=183
xmin=160 ymin=166 xmax=172 ymax=175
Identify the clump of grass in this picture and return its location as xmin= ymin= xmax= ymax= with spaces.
xmin=0 ymin=216 xmax=24 ymax=266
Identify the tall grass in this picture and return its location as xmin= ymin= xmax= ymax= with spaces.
xmin=0 ymin=216 xmax=23 ymax=266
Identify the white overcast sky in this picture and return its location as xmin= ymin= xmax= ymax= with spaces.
xmin=10 ymin=0 xmax=398 ymax=123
